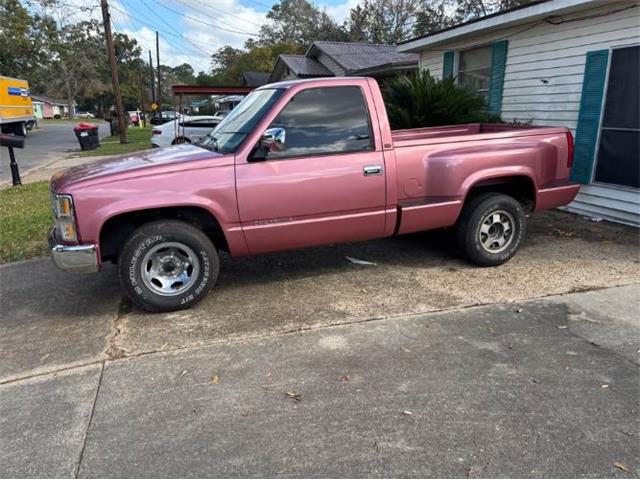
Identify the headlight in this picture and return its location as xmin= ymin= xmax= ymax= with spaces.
xmin=51 ymin=194 xmax=78 ymax=243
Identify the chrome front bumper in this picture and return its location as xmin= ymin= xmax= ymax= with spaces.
xmin=49 ymin=228 xmax=100 ymax=273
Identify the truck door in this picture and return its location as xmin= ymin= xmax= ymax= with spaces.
xmin=236 ymin=86 xmax=386 ymax=254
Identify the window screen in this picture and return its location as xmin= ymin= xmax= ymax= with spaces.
xmin=594 ymin=46 xmax=640 ymax=189
xmin=458 ymin=45 xmax=492 ymax=96
xmin=265 ymin=86 xmax=373 ymax=159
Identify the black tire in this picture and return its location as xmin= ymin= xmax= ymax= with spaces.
xmin=16 ymin=123 xmax=27 ymax=136
xmin=172 ymin=137 xmax=191 ymax=145
xmin=455 ymin=193 xmax=526 ymax=267
xmin=118 ymin=220 xmax=219 ymax=312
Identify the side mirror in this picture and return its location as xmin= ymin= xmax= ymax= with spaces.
xmin=261 ymin=127 xmax=286 ymax=152
xmin=249 ymin=127 xmax=286 ymax=162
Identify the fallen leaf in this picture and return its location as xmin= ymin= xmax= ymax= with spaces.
xmin=552 ymin=228 xmax=576 ymax=238
xmin=467 ymin=465 xmax=482 ymax=478
xmin=614 ymin=462 xmax=631 ymax=474
xmin=345 ymin=256 xmax=376 ymax=266
xmin=402 ymin=410 xmax=413 ymax=416
xmin=339 ymin=375 xmax=351 ymax=382
xmin=286 ymin=391 xmax=302 ymax=402
xmin=209 ymin=374 xmax=220 ymax=385
xmin=487 ymin=326 xmax=496 ymax=335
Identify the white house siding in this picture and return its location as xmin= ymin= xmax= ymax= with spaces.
xmin=416 ymin=1 xmax=640 ymax=225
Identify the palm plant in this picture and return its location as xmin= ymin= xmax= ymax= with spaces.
xmin=383 ymin=70 xmax=499 ymax=129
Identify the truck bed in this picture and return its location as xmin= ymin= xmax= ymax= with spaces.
xmin=391 ymin=123 xmax=566 ymax=147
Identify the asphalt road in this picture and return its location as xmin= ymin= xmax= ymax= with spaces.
xmin=0 ymin=121 xmax=108 ymax=183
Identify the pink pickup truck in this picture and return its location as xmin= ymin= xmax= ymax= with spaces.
xmin=49 ymin=77 xmax=579 ymax=312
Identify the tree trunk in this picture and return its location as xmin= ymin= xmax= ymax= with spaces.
xmin=64 ymin=75 xmax=74 ymax=119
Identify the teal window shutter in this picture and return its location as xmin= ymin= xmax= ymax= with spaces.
xmin=488 ymin=40 xmax=508 ymax=115
xmin=442 ymin=51 xmax=454 ymax=79
xmin=571 ymin=49 xmax=609 ymax=184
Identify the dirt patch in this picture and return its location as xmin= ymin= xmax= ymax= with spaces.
xmin=112 ymin=210 xmax=639 ymax=356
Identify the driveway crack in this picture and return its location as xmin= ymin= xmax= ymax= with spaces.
xmin=105 ymin=297 xmax=131 ymax=360
xmin=74 ymin=361 xmax=104 ymax=478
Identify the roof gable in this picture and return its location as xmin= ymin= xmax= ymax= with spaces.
xmin=308 ymin=41 xmax=418 ymax=73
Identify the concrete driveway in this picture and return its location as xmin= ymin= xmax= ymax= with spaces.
xmin=0 ymin=121 xmax=109 ymax=183
xmin=0 ymin=210 xmax=638 ymax=477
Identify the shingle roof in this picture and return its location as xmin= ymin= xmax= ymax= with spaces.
xmin=278 ymin=54 xmax=333 ymax=77
xmin=242 ymin=71 xmax=271 ymax=87
xmin=31 ymin=95 xmax=69 ymax=106
xmin=308 ymin=41 xmax=418 ymax=73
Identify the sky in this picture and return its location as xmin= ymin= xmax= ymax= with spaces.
xmin=94 ymin=0 xmax=363 ymax=72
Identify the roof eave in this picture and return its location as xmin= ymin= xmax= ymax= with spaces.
xmin=398 ymin=0 xmax=605 ymax=52
xmin=351 ymin=60 xmax=419 ymax=76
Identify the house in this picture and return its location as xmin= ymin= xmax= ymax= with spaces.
xmin=398 ymin=0 xmax=639 ymax=226
xmin=31 ymin=95 xmax=74 ymax=118
xmin=31 ymin=99 xmax=43 ymax=119
xmin=269 ymin=41 xmax=419 ymax=83
xmin=214 ymin=95 xmax=244 ymax=112
xmin=241 ymin=71 xmax=271 ymax=87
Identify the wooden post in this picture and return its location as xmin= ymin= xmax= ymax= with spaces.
xmin=100 ymin=0 xmax=127 ymax=144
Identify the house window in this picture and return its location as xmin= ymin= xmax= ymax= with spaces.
xmin=458 ymin=45 xmax=492 ymax=96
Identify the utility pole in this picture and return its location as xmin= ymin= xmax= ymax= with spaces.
xmin=148 ymin=50 xmax=156 ymax=105
xmin=100 ymin=0 xmax=127 ymax=144
xmin=156 ymin=31 xmax=162 ymax=113
xmin=138 ymin=69 xmax=146 ymax=112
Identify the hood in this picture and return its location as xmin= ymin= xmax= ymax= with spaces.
xmin=51 ymin=145 xmax=229 ymax=192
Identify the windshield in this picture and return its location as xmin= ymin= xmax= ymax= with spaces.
xmin=200 ymin=88 xmax=284 ymax=154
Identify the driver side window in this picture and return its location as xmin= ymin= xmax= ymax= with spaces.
xmin=266 ymin=86 xmax=373 ymax=160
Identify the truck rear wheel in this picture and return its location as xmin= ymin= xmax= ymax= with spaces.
xmin=456 ymin=193 xmax=526 ymax=267
xmin=118 ymin=220 xmax=219 ymax=312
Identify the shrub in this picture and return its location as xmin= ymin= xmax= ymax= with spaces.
xmin=382 ymin=70 xmax=500 ymax=130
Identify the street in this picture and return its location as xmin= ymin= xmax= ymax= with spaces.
xmin=0 ymin=121 xmax=109 ymax=183
xmin=0 ymin=209 xmax=638 ymax=477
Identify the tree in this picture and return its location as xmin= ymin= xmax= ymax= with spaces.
xmin=258 ymin=0 xmax=345 ymax=47
xmin=209 ymin=41 xmax=302 ymax=85
xmin=413 ymin=0 xmax=456 ymax=36
xmin=0 ymin=0 xmax=57 ymax=90
xmin=383 ymin=70 xmax=497 ymax=129
xmin=344 ymin=5 xmax=372 ymax=42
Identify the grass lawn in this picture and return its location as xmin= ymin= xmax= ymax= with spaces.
xmin=79 ymin=125 xmax=152 ymax=157
xmin=0 ymin=181 xmax=51 ymax=263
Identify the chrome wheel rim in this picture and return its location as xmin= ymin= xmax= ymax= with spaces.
xmin=140 ymin=242 xmax=200 ymax=296
xmin=478 ymin=210 xmax=515 ymax=254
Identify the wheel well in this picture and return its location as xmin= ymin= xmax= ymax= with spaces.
xmin=172 ymin=136 xmax=191 ymax=144
xmin=99 ymin=206 xmax=229 ymax=262
xmin=465 ymin=176 xmax=536 ymax=212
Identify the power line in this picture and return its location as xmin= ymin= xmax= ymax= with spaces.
xmin=153 ymin=0 xmax=255 ymax=36
xmin=186 ymin=0 xmax=265 ymax=27
xmin=137 ymin=0 xmax=218 ymax=57
xmin=109 ymin=2 xmax=216 ymax=58
xmin=241 ymin=0 xmax=273 ymax=10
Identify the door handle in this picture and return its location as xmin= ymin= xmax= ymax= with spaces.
xmin=363 ymin=165 xmax=383 ymax=176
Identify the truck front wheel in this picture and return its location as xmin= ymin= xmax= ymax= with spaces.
xmin=118 ymin=220 xmax=219 ymax=312
xmin=456 ymin=193 xmax=527 ymax=267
